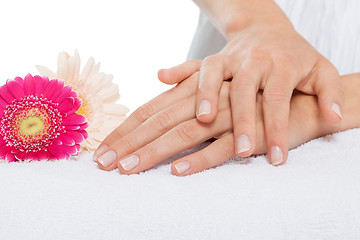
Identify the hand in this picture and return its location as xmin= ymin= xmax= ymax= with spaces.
xmin=93 ymin=71 xmax=358 ymax=176
xmin=158 ymin=21 xmax=344 ymax=166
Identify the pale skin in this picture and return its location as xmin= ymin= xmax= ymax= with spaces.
xmin=93 ymin=72 xmax=360 ymax=176
xmin=158 ymin=0 xmax=344 ymax=165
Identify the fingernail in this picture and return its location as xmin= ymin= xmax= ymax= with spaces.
xmin=331 ymin=103 xmax=342 ymax=119
xmin=93 ymin=145 xmax=109 ymax=161
xmin=174 ymin=161 xmax=190 ymax=174
xmin=198 ymin=100 xmax=211 ymax=116
xmin=119 ymin=155 xmax=140 ymax=171
xmin=236 ymin=134 xmax=251 ymax=153
xmin=97 ymin=150 xmax=117 ymax=167
xmin=271 ymin=146 xmax=283 ymax=166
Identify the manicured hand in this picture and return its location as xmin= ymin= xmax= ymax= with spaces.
xmin=93 ymin=71 xmax=357 ymax=176
xmin=158 ymin=22 xmax=344 ymax=166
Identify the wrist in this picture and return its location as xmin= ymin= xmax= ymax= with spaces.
xmin=224 ymin=2 xmax=293 ymax=41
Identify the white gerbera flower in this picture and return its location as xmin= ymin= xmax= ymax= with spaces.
xmin=36 ymin=50 xmax=129 ymax=151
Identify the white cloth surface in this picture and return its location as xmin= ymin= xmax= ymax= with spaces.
xmin=2 ymin=0 xmax=360 ymax=239
xmin=1 ymin=129 xmax=360 ymax=239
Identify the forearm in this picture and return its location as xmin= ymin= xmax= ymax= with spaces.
xmin=193 ymin=0 xmax=292 ymax=39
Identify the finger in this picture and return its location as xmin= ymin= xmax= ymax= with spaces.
xmin=230 ymin=70 xmax=258 ymax=157
xmin=95 ymin=95 xmax=196 ymax=170
xmin=93 ymin=72 xmax=200 ymax=159
xmin=116 ymin=108 xmax=232 ymax=175
xmin=171 ymin=134 xmax=235 ymax=176
xmin=158 ymin=60 xmax=201 ymax=85
xmin=262 ymin=71 xmax=295 ymax=166
xmin=312 ymin=64 xmax=344 ymax=125
xmin=196 ymin=54 xmax=230 ymax=123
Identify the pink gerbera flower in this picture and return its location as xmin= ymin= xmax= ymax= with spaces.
xmin=0 ymin=74 xmax=88 ymax=162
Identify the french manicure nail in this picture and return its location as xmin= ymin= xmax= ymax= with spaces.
xmin=236 ymin=134 xmax=251 ymax=153
xmin=97 ymin=150 xmax=117 ymax=167
xmin=331 ymin=103 xmax=342 ymax=119
xmin=271 ymin=146 xmax=283 ymax=166
xmin=174 ymin=161 xmax=190 ymax=174
xmin=119 ymin=155 xmax=140 ymax=171
xmin=198 ymin=100 xmax=211 ymax=116
xmin=93 ymin=145 xmax=109 ymax=161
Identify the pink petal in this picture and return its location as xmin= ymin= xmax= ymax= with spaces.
xmin=79 ymin=122 xmax=89 ymax=130
xmin=61 ymin=145 xmax=78 ymax=155
xmin=51 ymin=80 xmax=65 ymax=101
xmin=52 ymin=138 xmax=63 ymax=145
xmin=0 ymin=85 xmax=15 ymax=104
xmin=0 ymin=137 xmax=6 ymax=146
xmin=63 ymin=113 xmax=87 ymax=125
xmin=0 ymin=146 xmax=12 ymax=157
xmin=57 ymin=97 xmax=75 ymax=114
xmin=75 ymin=144 xmax=81 ymax=151
xmin=14 ymin=152 xmax=26 ymax=160
xmin=14 ymin=76 xmax=24 ymax=85
xmin=47 ymin=144 xmax=66 ymax=159
xmin=57 ymin=133 xmax=75 ymax=146
xmin=37 ymin=151 xmax=50 ymax=161
xmin=42 ymin=79 xmax=58 ymax=100
xmin=64 ymin=125 xmax=80 ymax=131
xmin=5 ymin=152 xmax=16 ymax=162
xmin=68 ymin=97 xmax=82 ymax=114
xmin=79 ymin=130 xmax=88 ymax=139
xmin=69 ymin=91 xmax=78 ymax=98
xmin=54 ymin=85 xmax=72 ymax=103
xmin=0 ymin=96 xmax=8 ymax=108
xmin=34 ymin=75 xmax=49 ymax=96
xmin=66 ymin=130 xmax=85 ymax=144
xmin=24 ymin=74 xmax=35 ymax=95
xmin=6 ymin=79 xmax=25 ymax=100
xmin=23 ymin=152 xmax=38 ymax=161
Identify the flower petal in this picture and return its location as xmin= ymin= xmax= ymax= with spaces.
xmin=47 ymin=144 xmax=66 ymax=159
xmin=33 ymin=75 xmax=49 ymax=96
xmin=42 ymin=79 xmax=59 ymax=100
xmin=36 ymin=151 xmax=50 ymax=161
xmin=54 ymin=85 xmax=72 ymax=103
xmin=5 ymin=152 xmax=16 ymax=162
xmin=57 ymin=52 xmax=69 ymax=81
xmin=63 ymin=113 xmax=87 ymax=125
xmin=66 ymin=130 xmax=85 ymax=144
xmin=6 ymin=79 xmax=25 ymax=100
xmin=57 ymin=133 xmax=75 ymax=146
xmin=61 ymin=145 xmax=78 ymax=155
xmin=35 ymin=65 xmax=57 ymax=79
xmin=50 ymin=80 xmax=65 ymax=101
xmin=79 ymin=130 xmax=88 ymax=140
xmin=23 ymin=74 xmax=36 ymax=95
xmin=0 ymin=146 xmax=12 ymax=157
xmin=80 ymin=56 xmax=95 ymax=83
xmin=14 ymin=76 xmax=24 ymax=85
xmin=64 ymin=125 xmax=80 ymax=131
xmin=0 ymin=85 xmax=15 ymax=104
xmin=57 ymin=97 xmax=75 ymax=114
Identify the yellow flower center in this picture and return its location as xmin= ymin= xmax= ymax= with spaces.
xmin=19 ymin=115 xmax=44 ymax=135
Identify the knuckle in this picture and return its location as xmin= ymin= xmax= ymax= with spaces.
xmin=202 ymin=54 xmax=224 ymax=67
xmin=121 ymin=137 xmax=136 ymax=153
xmin=263 ymin=90 xmax=289 ymax=104
xmin=230 ymin=78 xmax=255 ymax=92
xmin=267 ymin=121 xmax=286 ymax=136
xmin=147 ymin=111 xmax=172 ymax=131
xmin=134 ymin=103 xmax=154 ymax=123
xmin=273 ymin=51 xmax=298 ymax=65
xmin=176 ymin=122 xmax=198 ymax=143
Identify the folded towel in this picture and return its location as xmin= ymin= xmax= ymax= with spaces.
xmin=1 ymin=128 xmax=359 ymax=240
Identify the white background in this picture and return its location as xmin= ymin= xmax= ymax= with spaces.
xmin=0 ymin=0 xmax=199 ymax=112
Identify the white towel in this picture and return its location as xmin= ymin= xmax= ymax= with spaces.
xmin=0 ymin=128 xmax=360 ymax=240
